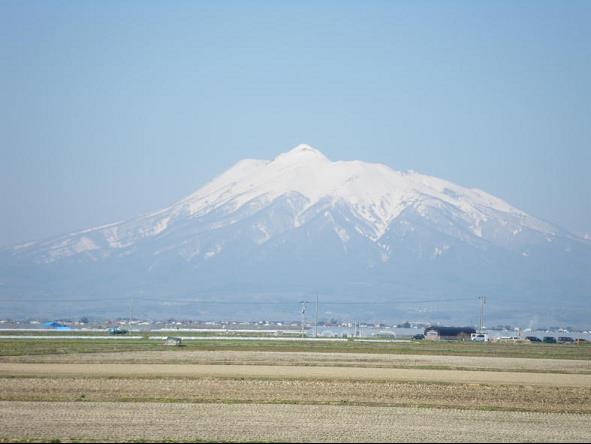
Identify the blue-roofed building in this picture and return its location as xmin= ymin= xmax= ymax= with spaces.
xmin=43 ymin=321 xmax=72 ymax=331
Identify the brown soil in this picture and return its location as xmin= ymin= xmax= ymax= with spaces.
xmin=3 ymin=350 xmax=590 ymax=373
xmin=2 ymin=362 xmax=591 ymax=386
xmin=1 ymin=376 xmax=590 ymax=414
xmin=1 ymin=401 xmax=589 ymax=443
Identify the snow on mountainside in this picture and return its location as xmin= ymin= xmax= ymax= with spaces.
xmin=11 ymin=144 xmax=573 ymax=264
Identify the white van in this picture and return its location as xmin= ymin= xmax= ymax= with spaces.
xmin=470 ymin=333 xmax=489 ymax=342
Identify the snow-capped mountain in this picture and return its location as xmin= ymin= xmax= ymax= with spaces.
xmin=10 ymin=144 xmax=566 ymax=262
xmin=2 ymin=144 xmax=590 ymax=324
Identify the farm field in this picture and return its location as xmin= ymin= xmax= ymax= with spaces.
xmin=0 ymin=341 xmax=590 ymax=442
xmin=2 ymin=336 xmax=591 ymax=359
xmin=3 ymin=348 xmax=591 ymax=373
xmin=2 ymin=401 xmax=590 ymax=443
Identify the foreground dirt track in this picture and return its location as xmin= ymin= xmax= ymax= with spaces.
xmin=1 ymin=401 xmax=589 ymax=443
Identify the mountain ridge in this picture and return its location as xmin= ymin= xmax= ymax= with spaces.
xmin=10 ymin=144 xmax=574 ymax=263
xmin=2 ymin=144 xmax=589 ymax=324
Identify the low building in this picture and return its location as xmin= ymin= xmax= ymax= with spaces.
xmin=425 ymin=330 xmax=440 ymax=340
xmin=424 ymin=326 xmax=476 ymax=341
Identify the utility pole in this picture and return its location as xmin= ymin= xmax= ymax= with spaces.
xmin=314 ymin=294 xmax=319 ymax=338
xmin=299 ymin=301 xmax=309 ymax=338
xmin=129 ymin=296 xmax=134 ymax=326
xmin=479 ymin=296 xmax=487 ymax=333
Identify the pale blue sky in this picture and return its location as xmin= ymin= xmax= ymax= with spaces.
xmin=1 ymin=0 xmax=590 ymax=246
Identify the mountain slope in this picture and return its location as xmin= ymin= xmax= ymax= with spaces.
xmin=2 ymin=144 xmax=590 ymax=324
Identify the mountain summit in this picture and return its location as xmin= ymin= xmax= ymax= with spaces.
xmin=3 ymin=144 xmax=590 ymax=323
